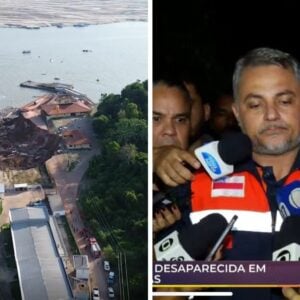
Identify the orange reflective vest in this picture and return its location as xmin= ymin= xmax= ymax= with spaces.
xmin=190 ymin=164 xmax=300 ymax=260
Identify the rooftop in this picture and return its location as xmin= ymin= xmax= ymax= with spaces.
xmin=62 ymin=130 xmax=90 ymax=146
xmin=42 ymin=102 xmax=91 ymax=116
xmin=9 ymin=207 xmax=73 ymax=300
xmin=73 ymin=255 xmax=89 ymax=270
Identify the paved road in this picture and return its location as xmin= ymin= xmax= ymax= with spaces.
xmin=45 ymin=117 xmax=111 ymax=299
xmin=0 ymin=116 xmax=109 ymax=299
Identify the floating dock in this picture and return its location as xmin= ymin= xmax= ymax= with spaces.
xmin=20 ymin=80 xmax=74 ymax=91
xmin=20 ymin=81 xmax=95 ymax=106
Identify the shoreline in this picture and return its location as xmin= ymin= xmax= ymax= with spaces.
xmin=0 ymin=0 xmax=147 ymax=29
xmin=0 ymin=19 xmax=147 ymax=30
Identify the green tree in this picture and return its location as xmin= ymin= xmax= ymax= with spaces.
xmin=93 ymin=114 xmax=110 ymax=134
xmin=125 ymin=102 xmax=140 ymax=119
xmin=121 ymin=80 xmax=147 ymax=117
xmin=80 ymin=80 xmax=147 ymax=300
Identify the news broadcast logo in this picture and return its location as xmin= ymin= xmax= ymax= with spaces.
xmin=200 ymin=152 xmax=222 ymax=175
xmin=273 ymin=244 xmax=300 ymax=261
xmin=194 ymin=141 xmax=233 ymax=180
xmin=154 ymin=230 xmax=193 ymax=261
xmin=277 ymin=181 xmax=300 ymax=218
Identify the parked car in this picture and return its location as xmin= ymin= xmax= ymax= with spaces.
xmin=89 ymin=237 xmax=101 ymax=258
xmin=103 ymin=260 xmax=110 ymax=271
xmin=107 ymin=271 xmax=115 ymax=285
xmin=108 ymin=287 xmax=115 ymax=298
xmin=92 ymin=288 xmax=100 ymax=300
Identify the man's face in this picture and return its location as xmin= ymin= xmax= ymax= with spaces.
xmin=233 ymin=65 xmax=300 ymax=155
xmin=153 ymin=84 xmax=190 ymax=149
xmin=184 ymin=82 xmax=206 ymax=138
xmin=210 ymin=95 xmax=238 ymax=136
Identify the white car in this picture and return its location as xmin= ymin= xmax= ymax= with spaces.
xmin=108 ymin=287 xmax=115 ymax=298
xmin=103 ymin=260 xmax=110 ymax=271
xmin=92 ymin=288 xmax=100 ymax=300
xmin=107 ymin=271 xmax=115 ymax=284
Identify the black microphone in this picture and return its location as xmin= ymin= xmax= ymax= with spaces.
xmin=272 ymin=216 xmax=300 ymax=261
xmin=194 ymin=132 xmax=252 ymax=180
xmin=154 ymin=213 xmax=228 ymax=261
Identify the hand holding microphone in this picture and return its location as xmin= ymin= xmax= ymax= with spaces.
xmin=194 ymin=132 xmax=252 ymax=180
xmin=153 ymin=204 xmax=182 ymax=234
xmin=154 ymin=133 xmax=252 ymax=188
xmin=282 ymin=287 xmax=300 ymax=300
xmin=154 ymin=213 xmax=237 ymax=261
xmin=154 ymin=146 xmax=201 ymax=187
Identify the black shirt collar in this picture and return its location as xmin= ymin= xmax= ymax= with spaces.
xmin=234 ymin=149 xmax=300 ymax=184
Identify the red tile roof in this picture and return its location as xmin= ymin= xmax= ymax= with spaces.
xmin=62 ymin=130 xmax=90 ymax=146
xmin=41 ymin=102 xmax=91 ymax=116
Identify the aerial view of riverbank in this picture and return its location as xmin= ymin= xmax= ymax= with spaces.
xmin=0 ymin=0 xmax=147 ymax=28
xmin=0 ymin=1 xmax=147 ymax=299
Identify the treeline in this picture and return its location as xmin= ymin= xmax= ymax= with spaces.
xmin=79 ymin=80 xmax=148 ymax=299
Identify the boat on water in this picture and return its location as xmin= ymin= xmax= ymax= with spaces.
xmin=22 ymin=50 xmax=31 ymax=54
xmin=73 ymin=23 xmax=89 ymax=28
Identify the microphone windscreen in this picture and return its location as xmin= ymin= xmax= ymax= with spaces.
xmin=217 ymin=132 xmax=252 ymax=165
xmin=274 ymin=216 xmax=300 ymax=250
xmin=178 ymin=213 xmax=228 ymax=260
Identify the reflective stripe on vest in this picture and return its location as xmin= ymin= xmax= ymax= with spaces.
xmin=190 ymin=169 xmax=300 ymax=233
xmin=191 ymin=171 xmax=269 ymax=212
xmin=190 ymin=209 xmax=283 ymax=232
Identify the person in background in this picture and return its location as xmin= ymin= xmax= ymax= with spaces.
xmin=153 ymin=79 xmax=194 ymax=235
xmin=153 ymin=80 xmax=191 ymax=150
xmin=153 ymin=74 xmax=211 ymax=188
xmin=191 ymin=47 xmax=300 ymax=300
xmin=183 ymin=79 xmax=211 ymax=150
xmin=208 ymin=92 xmax=240 ymax=139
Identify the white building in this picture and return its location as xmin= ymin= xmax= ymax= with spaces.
xmin=73 ymin=255 xmax=89 ymax=280
xmin=9 ymin=207 xmax=73 ymax=300
xmin=47 ymin=194 xmax=65 ymax=216
xmin=0 ymin=183 xmax=4 ymax=198
xmin=14 ymin=183 xmax=28 ymax=191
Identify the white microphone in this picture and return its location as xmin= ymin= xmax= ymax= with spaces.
xmin=194 ymin=132 xmax=252 ymax=180
xmin=154 ymin=229 xmax=193 ymax=261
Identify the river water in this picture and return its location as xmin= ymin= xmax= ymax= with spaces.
xmin=0 ymin=22 xmax=147 ymax=109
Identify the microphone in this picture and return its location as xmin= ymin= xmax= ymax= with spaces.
xmin=276 ymin=181 xmax=300 ymax=219
xmin=194 ymin=132 xmax=252 ymax=180
xmin=154 ymin=213 xmax=228 ymax=261
xmin=272 ymin=216 xmax=300 ymax=261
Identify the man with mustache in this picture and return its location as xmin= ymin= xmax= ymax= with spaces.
xmin=153 ymin=80 xmax=193 ymax=234
xmin=191 ymin=48 xmax=300 ymax=300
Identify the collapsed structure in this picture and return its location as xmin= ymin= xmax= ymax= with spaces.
xmin=0 ymin=109 xmax=61 ymax=170
xmin=0 ymin=82 xmax=94 ymax=170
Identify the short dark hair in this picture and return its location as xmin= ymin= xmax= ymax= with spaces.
xmin=233 ymin=47 xmax=300 ymax=100
xmin=153 ymin=79 xmax=191 ymax=103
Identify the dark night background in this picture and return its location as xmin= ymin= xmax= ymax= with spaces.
xmin=153 ymin=0 xmax=300 ymax=100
